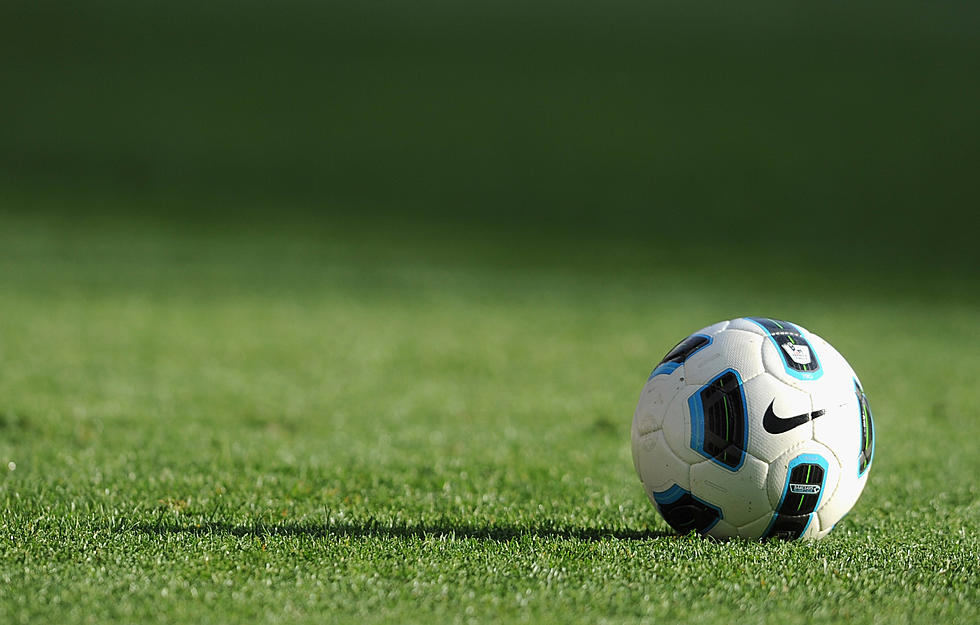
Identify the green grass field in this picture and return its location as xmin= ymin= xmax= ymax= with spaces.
xmin=1 ymin=195 xmax=978 ymax=624
xmin=2 ymin=0 xmax=979 ymax=621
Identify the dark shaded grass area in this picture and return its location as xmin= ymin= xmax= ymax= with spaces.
xmin=3 ymin=0 xmax=980 ymax=276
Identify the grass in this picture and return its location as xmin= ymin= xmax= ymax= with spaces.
xmin=0 ymin=195 xmax=978 ymax=624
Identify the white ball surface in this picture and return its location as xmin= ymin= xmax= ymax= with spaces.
xmin=631 ymin=317 xmax=874 ymax=540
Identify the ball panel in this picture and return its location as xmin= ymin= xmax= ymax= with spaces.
xmin=761 ymin=336 xmax=816 ymax=392
xmin=698 ymin=319 xmax=732 ymax=337
xmin=737 ymin=513 xmax=775 ymax=540
xmin=799 ymin=514 xmax=823 ymax=540
xmin=661 ymin=389 xmax=712 ymax=466
xmin=650 ymin=484 xmax=722 ymax=536
xmin=652 ymin=333 xmax=714 ymax=379
xmin=630 ymin=418 xmax=642 ymax=476
xmin=691 ymin=453 xmax=770 ymax=527
xmin=725 ymin=317 xmax=768 ymax=336
xmin=742 ymin=372 xmax=814 ymax=464
xmin=806 ymin=332 xmax=856 ymax=381
xmin=705 ymin=519 xmax=739 ymax=540
xmin=686 ymin=368 xmax=749 ymax=470
xmin=807 ymin=332 xmax=873 ymax=480
xmin=682 ymin=329 xmax=765 ymax=386
xmin=761 ymin=512 xmax=815 ymax=540
xmin=854 ymin=381 xmax=875 ymax=477
xmin=633 ymin=430 xmax=690 ymax=493
xmin=750 ymin=317 xmax=825 ymax=386
xmin=811 ymin=393 xmax=861 ymax=477
xmin=633 ymin=374 xmax=685 ymax=436
xmin=766 ymin=442 xmax=841 ymax=522
xmin=812 ymin=525 xmax=834 ymax=540
xmin=805 ymin=333 xmax=862 ymax=407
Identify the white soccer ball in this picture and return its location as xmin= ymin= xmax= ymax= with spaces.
xmin=630 ymin=317 xmax=874 ymax=540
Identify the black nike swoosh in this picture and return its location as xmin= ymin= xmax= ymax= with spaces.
xmin=762 ymin=400 xmax=826 ymax=434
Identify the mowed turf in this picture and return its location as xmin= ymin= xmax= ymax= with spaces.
xmin=0 ymin=202 xmax=978 ymax=624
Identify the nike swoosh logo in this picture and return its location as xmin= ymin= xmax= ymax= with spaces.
xmin=762 ymin=400 xmax=826 ymax=434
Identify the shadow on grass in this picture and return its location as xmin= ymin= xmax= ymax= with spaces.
xmin=133 ymin=517 xmax=673 ymax=542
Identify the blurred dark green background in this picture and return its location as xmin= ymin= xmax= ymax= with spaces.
xmin=2 ymin=0 xmax=978 ymax=280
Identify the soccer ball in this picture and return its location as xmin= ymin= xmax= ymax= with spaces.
xmin=630 ymin=317 xmax=874 ymax=540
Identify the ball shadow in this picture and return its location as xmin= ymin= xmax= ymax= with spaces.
xmin=133 ymin=516 xmax=673 ymax=543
